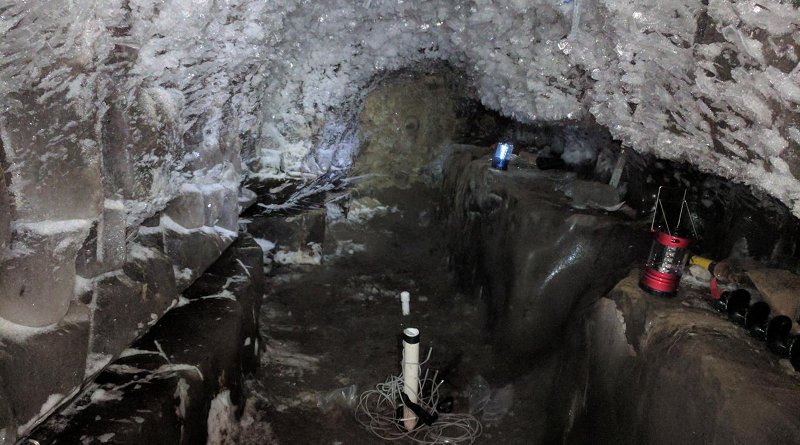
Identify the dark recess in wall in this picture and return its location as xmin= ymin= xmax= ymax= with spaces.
xmin=458 ymin=101 xmax=800 ymax=273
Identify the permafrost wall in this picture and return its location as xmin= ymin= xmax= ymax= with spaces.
xmin=0 ymin=0 xmax=799 ymax=438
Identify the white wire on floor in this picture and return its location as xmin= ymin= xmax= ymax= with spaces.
xmin=354 ymin=349 xmax=482 ymax=444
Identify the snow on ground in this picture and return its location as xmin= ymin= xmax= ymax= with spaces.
xmin=262 ymin=339 xmax=321 ymax=379
xmin=85 ymin=353 xmax=114 ymax=377
xmin=206 ymin=390 xmax=238 ymax=445
xmin=253 ymin=238 xmax=276 ymax=252
xmin=273 ymin=242 xmax=322 ymax=266
xmin=16 ymin=393 xmax=66 ymax=437
xmin=341 ymin=197 xmax=398 ymax=225
xmin=323 ymin=240 xmax=367 ymax=261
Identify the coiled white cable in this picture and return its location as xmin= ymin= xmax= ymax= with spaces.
xmin=354 ymin=349 xmax=482 ymax=444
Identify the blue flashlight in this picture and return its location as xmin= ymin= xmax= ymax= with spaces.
xmin=491 ymin=142 xmax=514 ymax=170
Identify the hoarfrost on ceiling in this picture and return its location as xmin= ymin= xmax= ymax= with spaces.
xmin=1 ymin=0 xmax=799 ymax=216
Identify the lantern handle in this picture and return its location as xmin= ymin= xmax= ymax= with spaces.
xmin=682 ymin=199 xmax=699 ymax=238
xmin=649 ymin=187 xmax=660 ymax=232
xmin=676 ymin=189 xmax=688 ymax=232
xmin=650 ymin=186 xmax=672 ymax=235
xmin=650 ymin=187 xmax=697 ymax=238
xmin=675 ymin=188 xmax=699 ymax=238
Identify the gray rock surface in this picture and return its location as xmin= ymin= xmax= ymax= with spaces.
xmin=0 ymin=163 xmax=10 ymax=255
xmin=0 ymin=181 xmax=241 ymax=435
xmin=163 ymin=187 xmax=206 ymax=230
xmin=24 ymin=235 xmax=264 ymax=444
xmin=0 ymin=381 xmax=14 ymax=445
xmin=0 ymin=221 xmax=91 ymax=326
xmin=204 ymin=185 xmax=240 ymax=232
xmin=88 ymin=269 xmax=173 ymax=358
xmin=560 ymin=179 xmax=625 ymax=211
xmin=746 ymin=268 xmax=800 ymax=320
xmin=184 ymin=234 xmax=265 ymax=373
xmin=0 ymin=91 xmax=103 ymax=222
xmin=75 ymin=203 xmax=127 ymax=278
xmin=247 ymin=207 xmax=326 ymax=266
xmin=162 ymin=226 xmax=235 ymax=289
xmin=444 ymin=147 xmax=649 ymax=354
xmin=0 ymin=302 xmax=90 ymax=437
xmin=565 ymin=272 xmax=800 ymax=444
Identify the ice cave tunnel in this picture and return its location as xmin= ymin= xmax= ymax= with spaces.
xmin=2 ymin=0 xmax=800 ymax=444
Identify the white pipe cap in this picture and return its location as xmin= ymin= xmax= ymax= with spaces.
xmin=400 ymin=291 xmax=411 ymax=316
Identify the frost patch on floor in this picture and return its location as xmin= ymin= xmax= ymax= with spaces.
xmin=273 ymin=242 xmax=322 ymax=265
xmin=174 ymin=378 xmax=190 ymax=422
xmin=272 ymin=391 xmax=319 ymax=413
xmin=270 ymin=272 xmax=307 ymax=285
xmin=343 ymin=275 xmax=409 ymax=302
xmin=260 ymin=303 xmax=306 ymax=333
xmin=343 ymin=197 xmax=398 ymax=225
xmin=206 ymin=390 xmax=238 ymax=445
xmin=89 ymin=388 xmax=124 ymax=404
xmin=173 ymin=266 xmax=195 ymax=285
xmin=17 ymin=393 xmax=64 ymax=436
xmin=236 ymin=398 xmax=279 ymax=445
xmin=253 ymin=238 xmax=277 ymax=272
xmin=254 ymin=238 xmax=276 ymax=254
xmin=85 ymin=353 xmax=113 ymax=377
xmin=324 ymin=239 xmax=367 ymax=260
xmin=262 ymin=339 xmax=320 ymax=378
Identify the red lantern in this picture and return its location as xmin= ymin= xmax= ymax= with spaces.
xmin=640 ymin=231 xmax=691 ymax=297
xmin=639 ymin=187 xmax=696 ymax=297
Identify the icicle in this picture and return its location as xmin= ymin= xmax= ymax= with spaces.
xmin=609 ymin=150 xmax=626 ymax=188
xmin=570 ymin=0 xmax=582 ymax=37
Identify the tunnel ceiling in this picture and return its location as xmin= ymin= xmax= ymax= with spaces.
xmin=1 ymin=0 xmax=800 ymax=219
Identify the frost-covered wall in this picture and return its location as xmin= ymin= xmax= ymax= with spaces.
xmin=0 ymin=0 xmax=799 ymax=438
xmin=581 ymin=0 xmax=800 ymax=216
xmin=251 ymin=0 xmax=800 ymax=220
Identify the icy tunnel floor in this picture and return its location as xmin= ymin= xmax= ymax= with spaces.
xmin=240 ymin=185 xmax=559 ymax=444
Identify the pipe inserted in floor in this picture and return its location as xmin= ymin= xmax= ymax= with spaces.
xmin=402 ymin=327 xmax=420 ymax=431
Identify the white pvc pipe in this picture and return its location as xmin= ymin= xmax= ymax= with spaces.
xmin=400 ymin=291 xmax=411 ymax=316
xmin=402 ymin=327 xmax=420 ymax=431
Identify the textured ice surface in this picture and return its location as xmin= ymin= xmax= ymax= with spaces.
xmin=2 ymin=0 xmax=798 ymax=218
